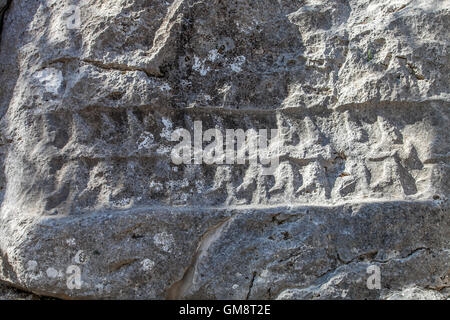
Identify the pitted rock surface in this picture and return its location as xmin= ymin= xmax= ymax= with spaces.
xmin=0 ymin=0 xmax=448 ymax=299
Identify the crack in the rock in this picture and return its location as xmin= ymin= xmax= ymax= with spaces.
xmin=395 ymin=55 xmax=426 ymax=80
xmin=373 ymin=247 xmax=430 ymax=264
xmin=246 ymin=271 xmax=257 ymax=300
xmin=319 ymin=247 xmax=431 ymax=282
xmin=108 ymin=258 xmax=139 ymax=272
xmin=339 ymin=247 xmax=429 ymax=267
xmin=34 ymin=0 xmax=189 ymax=80
xmin=166 ymin=215 xmax=235 ymax=299
xmin=425 ymin=284 xmax=450 ymax=293
xmin=81 ymin=59 xmax=164 ymax=78
xmin=274 ymin=247 xmax=438 ymax=299
xmin=42 ymin=57 xmax=164 ymax=78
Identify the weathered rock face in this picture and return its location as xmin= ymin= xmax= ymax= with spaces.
xmin=0 ymin=0 xmax=448 ymax=299
xmin=0 ymin=282 xmax=41 ymax=300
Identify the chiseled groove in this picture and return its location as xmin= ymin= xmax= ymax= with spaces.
xmin=166 ymin=215 xmax=235 ymax=300
xmin=81 ymin=59 xmax=161 ymax=78
xmin=42 ymin=57 xmax=163 ymax=78
xmin=29 ymin=99 xmax=449 ymax=118
xmin=43 ymin=198 xmax=446 ymax=224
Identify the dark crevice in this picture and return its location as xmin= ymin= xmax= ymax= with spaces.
xmin=0 ymin=0 xmax=12 ymax=45
xmin=246 ymin=271 xmax=257 ymax=300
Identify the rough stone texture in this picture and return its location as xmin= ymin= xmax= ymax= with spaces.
xmin=0 ymin=0 xmax=448 ymax=299
xmin=0 ymin=282 xmax=41 ymax=300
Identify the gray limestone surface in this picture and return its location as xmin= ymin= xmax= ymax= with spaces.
xmin=0 ymin=0 xmax=448 ymax=299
